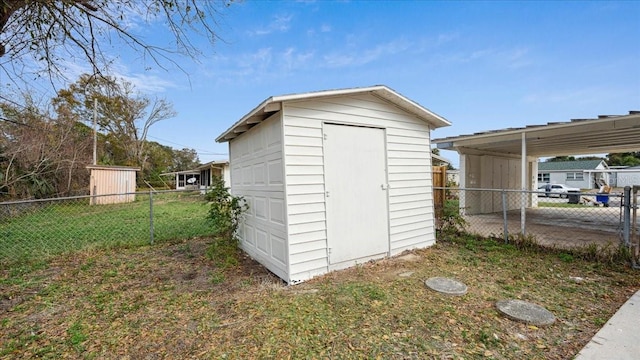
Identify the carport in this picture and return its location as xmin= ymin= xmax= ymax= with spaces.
xmin=433 ymin=111 xmax=640 ymax=234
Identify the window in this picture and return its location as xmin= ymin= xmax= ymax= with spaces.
xmin=566 ymin=172 xmax=584 ymax=181
xmin=538 ymin=173 xmax=550 ymax=183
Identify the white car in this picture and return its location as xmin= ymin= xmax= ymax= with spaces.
xmin=538 ymin=184 xmax=581 ymax=198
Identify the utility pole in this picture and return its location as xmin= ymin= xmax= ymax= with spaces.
xmin=93 ymin=97 xmax=97 ymax=165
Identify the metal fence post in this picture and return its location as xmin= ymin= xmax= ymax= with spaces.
xmin=149 ymin=190 xmax=154 ymax=245
xmin=623 ymin=186 xmax=631 ymax=247
xmin=502 ymin=190 xmax=508 ymax=243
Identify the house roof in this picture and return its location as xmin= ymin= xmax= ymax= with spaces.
xmin=197 ymin=160 xmax=229 ymax=170
xmin=433 ymin=111 xmax=640 ymax=157
xmin=159 ymin=170 xmax=200 ymax=176
xmin=216 ymin=85 xmax=451 ymax=142
xmin=538 ymin=160 xmax=606 ymax=171
xmin=159 ymin=160 xmax=228 ymax=176
xmin=432 ymin=153 xmax=451 ymax=164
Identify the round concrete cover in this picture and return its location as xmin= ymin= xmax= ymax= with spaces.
xmin=424 ymin=277 xmax=468 ymax=295
xmin=496 ymin=299 xmax=556 ymax=326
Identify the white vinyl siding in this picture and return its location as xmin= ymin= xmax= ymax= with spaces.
xmin=223 ymin=87 xmax=446 ymax=285
xmin=229 ymin=113 xmax=288 ymax=281
xmin=282 ymin=93 xmax=436 ymax=282
xmin=282 ymin=111 xmax=327 ymax=283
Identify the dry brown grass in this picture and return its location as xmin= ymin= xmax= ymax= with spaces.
xmin=1 ymin=235 xmax=638 ymax=359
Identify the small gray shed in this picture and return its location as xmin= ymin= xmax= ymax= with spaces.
xmin=216 ymin=86 xmax=450 ymax=284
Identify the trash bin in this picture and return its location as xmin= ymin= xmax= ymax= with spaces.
xmin=567 ymin=190 xmax=581 ymax=204
xmin=596 ymin=193 xmax=610 ymax=207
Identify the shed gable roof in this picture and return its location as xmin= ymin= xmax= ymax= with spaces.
xmin=538 ymin=160 xmax=606 ymax=171
xmin=216 ymin=85 xmax=450 ymax=142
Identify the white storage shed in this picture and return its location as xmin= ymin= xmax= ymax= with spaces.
xmin=216 ymin=86 xmax=451 ymax=284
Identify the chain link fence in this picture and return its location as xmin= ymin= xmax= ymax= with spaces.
xmin=4 ymin=185 xmax=638 ymax=268
xmin=0 ymin=190 xmax=213 ymax=266
xmin=435 ymin=186 xmax=640 ymax=252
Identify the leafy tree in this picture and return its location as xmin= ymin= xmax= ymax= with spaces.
xmin=171 ymin=148 xmax=200 ymax=172
xmin=53 ymin=74 xmax=176 ymax=175
xmin=546 ymin=156 xmax=576 ymax=162
xmin=607 ymin=152 xmax=640 ymax=167
xmin=144 ymin=141 xmax=177 ymax=187
xmin=0 ymin=0 xmax=229 ymax=86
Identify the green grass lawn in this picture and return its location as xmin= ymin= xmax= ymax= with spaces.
xmin=537 ymin=202 xmax=586 ymax=208
xmin=0 ymin=192 xmax=212 ymax=266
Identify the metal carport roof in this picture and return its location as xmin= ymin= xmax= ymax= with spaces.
xmin=433 ymin=111 xmax=640 ymax=156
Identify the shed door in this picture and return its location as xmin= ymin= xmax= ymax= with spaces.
xmin=324 ymin=123 xmax=389 ymax=264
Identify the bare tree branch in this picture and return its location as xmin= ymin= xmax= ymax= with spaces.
xmin=1 ymin=0 xmax=229 ymax=89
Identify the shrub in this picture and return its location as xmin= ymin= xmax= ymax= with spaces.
xmin=205 ymin=177 xmax=248 ymax=268
xmin=436 ymin=199 xmax=467 ymax=236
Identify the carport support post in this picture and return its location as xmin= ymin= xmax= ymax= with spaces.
xmin=520 ymin=133 xmax=526 ymax=235
xmin=502 ymin=190 xmax=508 ymax=243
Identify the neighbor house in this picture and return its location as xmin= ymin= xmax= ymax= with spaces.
xmin=610 ymin=165 xmax=640 ymax=187
xmin=161 ymin=160 xmax=230 ymax=191
xmin=538 ymin=159 xmax=609 ymax=190
xmin=198 ymin=160 xmax=230 ymax=191
xmin=216 ymin=85 xmax=450 ymax=284
xmin=162 ymin=170 xmax=200 ymax=190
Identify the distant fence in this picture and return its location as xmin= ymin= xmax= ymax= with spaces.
xmin=0 ymin=190 xmax=213 ymax=266
xmin=434 ymin=186 xmax=640 ymax=255
xmin=432 ymin=166 xmax=447 ymax=211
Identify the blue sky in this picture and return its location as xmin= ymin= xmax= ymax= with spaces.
xmin=14 ymin=1 xmax=640 ymax=167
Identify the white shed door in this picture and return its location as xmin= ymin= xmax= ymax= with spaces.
xmin=324 ymin=123 xmax=389 ymax=264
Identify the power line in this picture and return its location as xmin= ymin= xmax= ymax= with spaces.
xmin=0 ymin=116 xmax=31 ymax=127
xmin=146 ymin=134 xmax=227 ymax=156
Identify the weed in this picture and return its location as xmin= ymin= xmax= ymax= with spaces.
xmin=103 ymin=269 xmax=118 ymax=278
xmin=210 ymin=270 xmax=226 ymax=285
xmin=558 ymin=253 xmax=574 ymax=263
xmin=593 ymin=317 xmax=607 ymax=327
xmin=509 ymin=233 xmax=539 ymax=251
xmin=436 ymin=200 xmax=467 ymax=236
xmin=478 ymin=329 xmax=500 ymax=347
xmin=207 ymin=240 xmax=240 ymax=269
xmin=67 ymin=321 xmax=87 ymax=352
xmin=80 ymin=258 xmax=96 ymax=271
xmin=178 ymin=243 xmax=194 ymax=258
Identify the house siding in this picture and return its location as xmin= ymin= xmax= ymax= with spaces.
xmin=616 ymin=167 xmax=640 ymax=187
xmin=282 ymin=93 xmax=436 ymax=282
xmin=229 ymin=113 xmax=289 ymax=281
xmin=538 ymin=160 xmax=609 ymax=189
